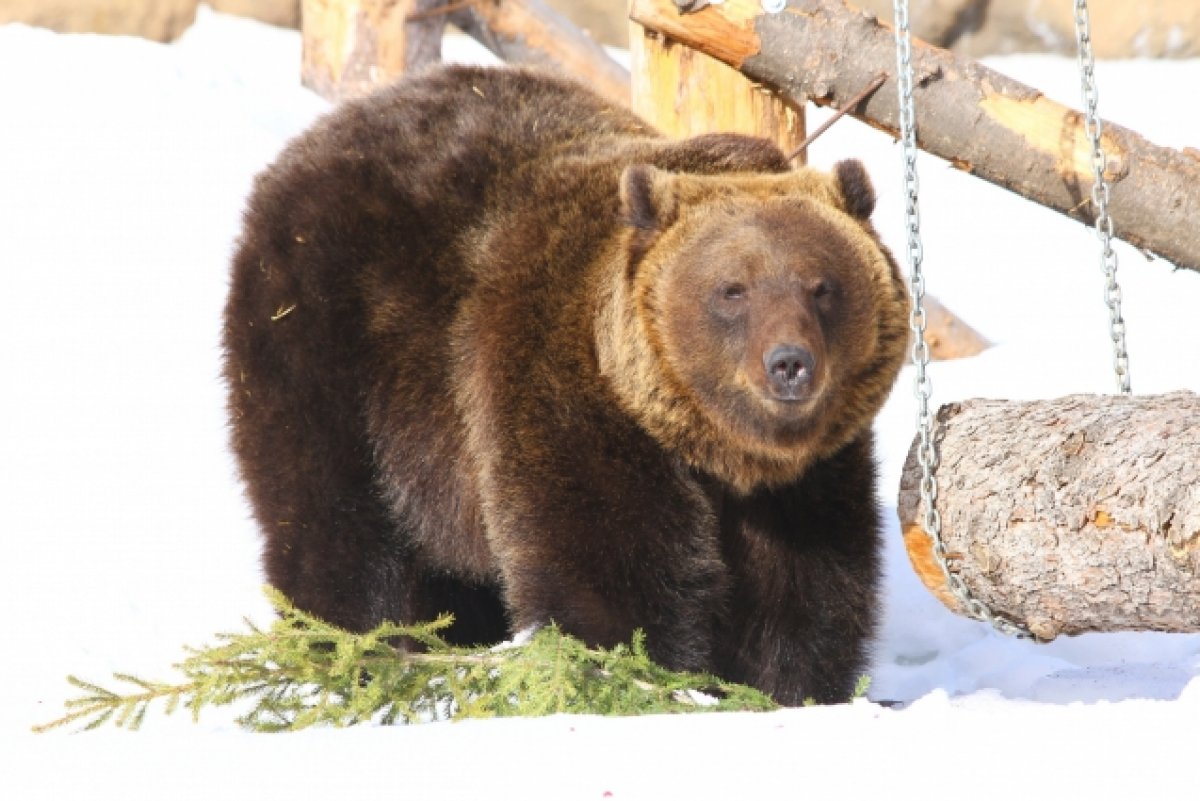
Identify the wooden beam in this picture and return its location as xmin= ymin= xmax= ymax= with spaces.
xmin=629 ymin=0 xmax=1200 ymax=275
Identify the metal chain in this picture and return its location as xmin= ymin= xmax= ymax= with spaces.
xmin=1073 ymin=0 xmax=1132 ymax=394
xmin=892 ymin=0 xmax=1033 ymax=640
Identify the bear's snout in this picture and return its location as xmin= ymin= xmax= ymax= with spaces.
xmin=763 ymin=344 xmax=816 ymax=400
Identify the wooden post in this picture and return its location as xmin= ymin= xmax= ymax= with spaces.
xmin=629 ymin=7 xmax=805 ymax=159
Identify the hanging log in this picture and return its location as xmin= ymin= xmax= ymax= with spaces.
xmin=629 ymin=0 xmax=1200 ymax=275
xmin=897 ymin=391 xmax=1200 ymax=640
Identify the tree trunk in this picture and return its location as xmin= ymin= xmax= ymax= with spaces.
xmin=897 ymin=391 xmax=1200 ymax=640
xmin=629 ymin=0 xmax=1200 ymax=276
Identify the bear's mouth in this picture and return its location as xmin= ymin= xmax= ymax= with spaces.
xmin=766 ymin=383 xmax=816 ymax=404
xmin=762 ymin=391 xmax=823 ymax=420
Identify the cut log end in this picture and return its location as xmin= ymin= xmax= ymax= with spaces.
xmin=919 ymin=296 xmax=990 ymax=361
xmin=897 ymin=391 xmax=1200 ymax=639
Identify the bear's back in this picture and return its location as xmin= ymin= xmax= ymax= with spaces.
xmin=257 ymin=66 xmax=652 ymax=260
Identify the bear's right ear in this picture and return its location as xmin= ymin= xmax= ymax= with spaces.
xmin=833 ymin=159 xmax=876 ymax=221
xmin=619 ymin=165 xmax=679 ymax=233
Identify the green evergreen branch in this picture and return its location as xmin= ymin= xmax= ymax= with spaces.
xmin=34 ymin=586 xmax=778 ymax=733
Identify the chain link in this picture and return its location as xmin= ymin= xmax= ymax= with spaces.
xmin=1073 ymin=0 xmax=1132 ymax=394
xmin=892 ymin=0 xmax=1033 ymax=640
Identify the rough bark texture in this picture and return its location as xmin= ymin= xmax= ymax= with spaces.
xmin=897 ymin=391 xmax=1200 ymax=640
xmin=629 ymin=0 xmax=1200 ymax=275
xmin=630 ymin=27 xmax=806 ymax=158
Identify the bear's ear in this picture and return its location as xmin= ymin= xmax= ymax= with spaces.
xmin=619 ymin=165 xmax=679 ymax=232
xmin=833 ymin=159 xmax=875 ymax=220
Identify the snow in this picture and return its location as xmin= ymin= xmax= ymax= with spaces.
xmin=4 ymin=7 xmax=1199 ymax=798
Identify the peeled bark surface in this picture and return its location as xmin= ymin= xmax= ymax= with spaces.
xmin=897 ymin=391 xmax=1200 ymax=640
xmin=630 ymin=27 xmax=806 ymax=159
xmin=629 ymin=0 xmax=1200 ymax=275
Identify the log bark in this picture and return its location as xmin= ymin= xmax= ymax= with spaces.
xmin=897 ymin=391 xmax=1200 ymax=640
xmin=630 ymin=25 xmax=806 ymax=159
xmin=629 ymin=0 xmax=1200 ymax=275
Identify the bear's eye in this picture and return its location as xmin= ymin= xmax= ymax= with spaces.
xmin=720 ymin=283 xmax=747 ymax=302
xmin=812 ymin=279 xmax=835 ymax=300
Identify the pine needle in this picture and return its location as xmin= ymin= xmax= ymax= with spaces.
xmin=34 ymin=586 xmax=781 ymax=733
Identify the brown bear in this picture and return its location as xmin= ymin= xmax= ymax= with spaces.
xmin=223 ymin=64 xmax=910 ymax=705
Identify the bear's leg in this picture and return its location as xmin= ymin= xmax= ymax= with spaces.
xmin=478 ymin=420 xmax=728 ymax=672
xmin=235 ymin=400 xmax=509 ymax=644
xmin=226 ymin=321 xmax=429 ymax=635
xmin=236 ymin=413 xmax=418 ymax=633
xmin=408 ymin=568 xmax=509 ymax=647
xmin=713 ymin=436 xmax=882 ymax=705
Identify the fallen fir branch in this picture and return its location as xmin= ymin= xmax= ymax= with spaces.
xmin=34 ymin=587 xmax=779 ymax=733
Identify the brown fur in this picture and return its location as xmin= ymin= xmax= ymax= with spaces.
xmin=223 ymin=65 xmax=909 ymax=703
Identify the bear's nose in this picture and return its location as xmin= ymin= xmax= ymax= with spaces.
xmin=763 ymin=345 xmax=816 ymax=399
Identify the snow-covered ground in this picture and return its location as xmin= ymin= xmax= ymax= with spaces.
xmin=4 ymin=7 xmax=1199 ymax=799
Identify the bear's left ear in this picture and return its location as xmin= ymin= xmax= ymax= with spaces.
xmin=619 ymin=165 xmax=679 ymax=232
xmin=833 ymin=159 xmax=875 ymax=221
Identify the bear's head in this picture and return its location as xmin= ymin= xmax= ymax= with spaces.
xmin=597 ymin=160 xmax=910 ymax=494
